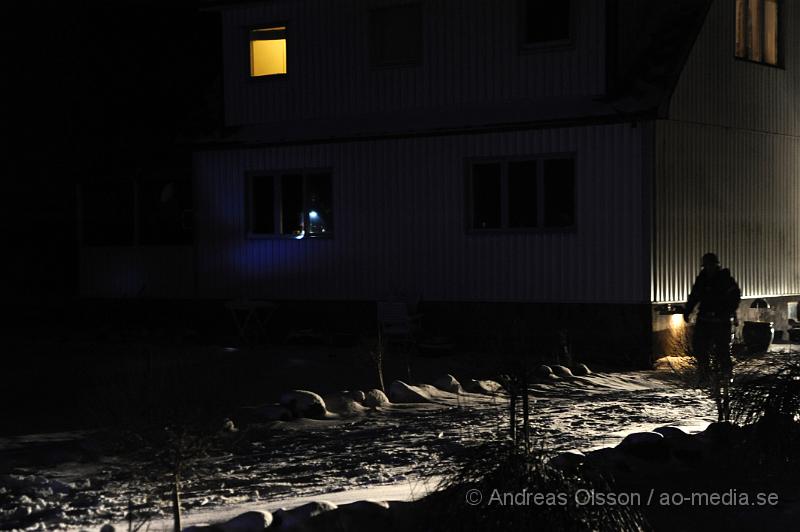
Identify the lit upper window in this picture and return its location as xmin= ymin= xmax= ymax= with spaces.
xmin=250 ymin=26 xmax=287 ymax=77
xmin=736 ymin=0 xmax=780 ymax=65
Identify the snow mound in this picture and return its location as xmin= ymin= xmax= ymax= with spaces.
xmin=184 ymin=510 xmax=272 ymax=532
xmin=323 ymin=393 xmax=367 ymax=416
xmin=551 ymin=365 xmax=574 ymax=378
xmin=653 ymin=426 xmax=689 ymax=440
xmin=303 ymin=499 xmax=393 ymax=531
xmin=364 ymin=389 xmax=390 ymax=407
xmin=572 ymin=363 xmax=591 ymax=376
xmin=433 ymin=374 xmax=462 ymax=393
xmin=342 ymin=390 xmax=366 ymax=403
xmin=463 ymin=379 xmax=503 ymax=395
xmin=389 ymin=381 xmax=432 ymax=403
xmin=279 ymin=390 xmax=328 ymax=419
xmin=273 ymin=500 xmax=337 ymax=529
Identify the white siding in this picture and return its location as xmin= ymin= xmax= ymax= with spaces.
xmin=669 ymin=0 xmax=800 ymax=136
xmin=220 ymin=0 xmax=607 ymax=129
xmin=194 ymin=123 xmax=648 ymax=303
xmin=653 ymin=120 xmax=800 ymax=303
xmin=80 ymin=246 xmax=195 ymax=298
xmin=654 ymin=0 xmax=800 ymax=303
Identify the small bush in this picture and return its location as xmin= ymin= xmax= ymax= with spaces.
xmin=429 ymin=442 xmax=649 ymax=532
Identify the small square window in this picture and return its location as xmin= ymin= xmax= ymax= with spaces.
xmin=369 ymin=4 xmax=422 ymax=66
xmin=250 ymin=26 xmax=287 ymax=77
xmin=522 ymin=0 xmax=572 ymax=46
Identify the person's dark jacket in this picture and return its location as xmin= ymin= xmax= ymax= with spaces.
xmin=685 ymin=268 xmax=741 ymax=320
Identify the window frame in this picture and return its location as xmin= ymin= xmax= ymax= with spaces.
xmin=245 ymin=21 xmax=290 ymax=81
xmin=77 ymin=179 xmax=194 ymax=247
xmin=464 ymin=153 xmax=578 ymax=235
xmin=367 ymin=2 xmax=424 ymax=69
xmin=246 ymin=169 xmax=335 ymax=240
xmin=517 ymin=0 xmax=576 ymax=53
xmin=734 ymin=0 xmax=783 ymax=68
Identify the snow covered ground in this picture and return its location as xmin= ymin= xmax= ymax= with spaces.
xmin=1 ymin=368 xmax=717 ymax=531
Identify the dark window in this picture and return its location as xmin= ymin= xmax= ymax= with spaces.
xmin=543 ymin=159 xmax=575 ymax=227
xmin=508 ymin=161 xmax=538 ymax=228
xmin=139 ymin=180 xmax=193 ymax=245
xmin=81 ymin=181 xmax=135 ymax=246
xmin=306 ymin=172 xmax=334 ymax=236
xmin=467 ymin=156 xmax=575 ymax=231
xmin=369 ymin=4 xmax=422 ymax=66
xmin=736 ymin=0 xmax=780 ymax=65
xmin=250 ymin=175 xmax=275 ymax=234
xmin=281 ymin=174 xmax=304 ymax=237
xmin=523 ymin=0 xmax=571 ymax=45
xmin=471 ymin=163 xmax=502 ymax=229
xmin=248 ymin=171 xmax=333 ymax=238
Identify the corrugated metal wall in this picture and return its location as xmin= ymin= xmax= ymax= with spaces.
xmin=221 ymin=0 xmax=607 ymax=128
xmin=194 ymin=123 xmax=649 ymax=303
xmin=653 ymin=0 xmax=800 ymax=303
xmin=653 ymin=120 xmax=800 ymax=302
xmin=669 ymin=0 xmax=800 ymax=136
xmin=80 ymin=246 xmax=195 ymax=298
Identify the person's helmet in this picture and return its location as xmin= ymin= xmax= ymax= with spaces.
xmin=702 ymin=252 xmax=720 ymax=267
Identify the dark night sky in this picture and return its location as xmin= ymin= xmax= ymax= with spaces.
xmin=4 ymin=2 xmax=221 ymax=300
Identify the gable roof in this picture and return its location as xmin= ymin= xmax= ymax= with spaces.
xmin=603 ymin=0 xmax=714 ymax=117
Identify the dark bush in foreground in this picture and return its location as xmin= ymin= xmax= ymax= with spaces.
xmin=428 ymin=442 xmax=649 ymax=532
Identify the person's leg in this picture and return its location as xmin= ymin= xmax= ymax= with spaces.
xmin=711 ymin=321 xmax=735 ymax=421
xmin=691 ymin=321 xmax=713 ymax=382
xmin=712 ymin=322 xmax=735 ymax=376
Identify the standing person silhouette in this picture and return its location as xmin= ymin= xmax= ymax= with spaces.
xmin=683 ymin=253 xmax=742 ymax=382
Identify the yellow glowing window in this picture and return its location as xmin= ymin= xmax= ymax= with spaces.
xmin=250 ymin=26 xmax=287 ymax=77
xmin=735 ymin=0 xmax=780 ymax=66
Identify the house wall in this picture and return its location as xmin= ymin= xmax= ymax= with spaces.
xmin=79 ymin=246 xmax=195 ymax=298
xmin=219 ymin=0 xmax=607 ymax=130
xmin=668 ymin=0 xmax=800 ymax=136
xmin=193 ymin=123 xmax=649 ymax=304
xmin=652 ymin=0 xmax=800 ymax=316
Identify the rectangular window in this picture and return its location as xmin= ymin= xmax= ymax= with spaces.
xmin=250 ymin=175 xmax=275 ymax=234
xmin=467 ymin=156 xmax=576 ymax=231
xmin=80 ymin=181 xmax=136 ymax=246
xmin=735 ymin=0 xmax=780 ymax=66
xmin=139 ymin=180 xmax=193 ymax=245
xmin=471 ymin=163 xmax=502 ymax=229
xmin=369 ymin=4 xmax=422 ymax=66
xmin=522 ymin=0 xmax=572 ymax=46
xmin=250 ymin=26 xmax=287 ymax=77
xmin=248 ymin=171 xmax=333 ymax=238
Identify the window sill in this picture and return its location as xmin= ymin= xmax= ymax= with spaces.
xmin=465 ymin=226 xmax=577 ymax=236
xmin=519 ymin=38 xmax=575 ymax=54
xmin=246 ymin=73 xmax=289 ymax=83
xmin=247 ymin=233 xmax=334 ymax=240
xmin=734 ymin=56 xmax=784 ymax=70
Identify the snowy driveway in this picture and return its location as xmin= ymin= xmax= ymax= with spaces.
xmin=1 ymin=370 xmax=715 ymax=530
